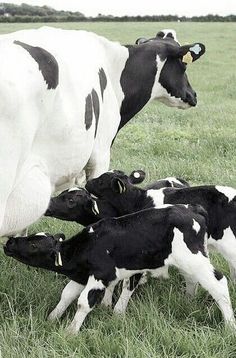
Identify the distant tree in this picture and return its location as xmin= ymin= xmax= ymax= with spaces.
xmin=0 ymin=3 xmax=234 ymax=22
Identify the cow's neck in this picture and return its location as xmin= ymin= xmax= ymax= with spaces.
xmin=118 ymin=45 xmax=159 ymax=131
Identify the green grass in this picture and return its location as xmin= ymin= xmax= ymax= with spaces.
xmin=0 ymin=22 xmax=236 ymax=357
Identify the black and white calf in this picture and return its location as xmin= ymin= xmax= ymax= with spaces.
xmin=45 ymin=171 xmax=189 ymax=225
xmin=86 ymin=171 xmax=236 ymax=282
xmin=5 ymin=205 xmax=235 ymax=333
xmin=45 ymin=170 xmax=145 ymax=224
xmin=145 ymin=176 xmax=190 ymax=190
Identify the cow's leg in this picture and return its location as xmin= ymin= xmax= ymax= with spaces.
xmin=85 ymin=149 xmax=110 ymax=180
xmin=0 ymin=165 xmax=52 ymax=236
xmin=67 ymin=275 xmax=106 ymax=334
xmin=48 ymin=280 xmax=84 ymax=321
xmin=0 ymin=158 xmax=19 ymax=235
xmin=114 ymin=274 xmax=143 ymax=315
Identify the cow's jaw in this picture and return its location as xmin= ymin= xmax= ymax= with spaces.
xmin=151 ymin=55 xmax=196 ymax=109
xmin=157 ymin=95 xmax=191 ymax=109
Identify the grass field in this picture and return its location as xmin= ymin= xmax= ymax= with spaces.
xmin=0 ymin=22 xmax=236 ymax=357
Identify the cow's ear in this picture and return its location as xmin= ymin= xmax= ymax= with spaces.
xmin=111 ymin=178 xmax=126 ymax=194
xmin=170 ymin=43 xmax=205 ymax=64
xmin=156 ymin=31 xmax=165 ymax=38
xmin=129 ymin=170 xmax=146 ymax=184
xmin=135 ymin=37 xmax=147 ymax=45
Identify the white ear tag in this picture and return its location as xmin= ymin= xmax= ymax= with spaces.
xmin=57 ymin=252 xmax=63 ymax=266
xmin=55 ymin=252 xmax=63 ymax=266
xmin=189 ymin=44 xmax=201 ymax=55
xmin=118 ymin=181 xmax=126 ymax=193
xmin=92 ymin=201 xmax=99 ymax=215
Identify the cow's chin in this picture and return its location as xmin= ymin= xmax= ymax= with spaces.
xmin=157 ymin=96 xmax=191 ymax=109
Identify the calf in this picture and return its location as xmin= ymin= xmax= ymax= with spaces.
xmin=145 ymin=176 xmax=190 ymax=190
xmin=86 ymin=171 xmax=236 ymax=282
xmin=45 ymin=171 xmax=189 ymax=224
xmin=45 ymin=170 xmax=145 ymax=224
xmin=4 ymin=205 xmax=235 ymax=333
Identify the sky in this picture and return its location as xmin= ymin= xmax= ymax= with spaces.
xmin=2 ymin=0 xmax=236 ymax=17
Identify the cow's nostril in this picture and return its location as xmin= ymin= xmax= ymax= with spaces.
xmin=186 ymin=92 xmax=197 ymax=106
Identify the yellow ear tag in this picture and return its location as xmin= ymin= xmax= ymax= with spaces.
xmin=182 ymin=51 xmax=193 ymax=64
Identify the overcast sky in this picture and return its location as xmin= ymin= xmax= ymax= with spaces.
xmin=2 ymin=0 xmax=236 ymax=16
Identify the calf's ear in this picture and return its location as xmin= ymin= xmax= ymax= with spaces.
xmin=129 ymin=170 xmax=146 ymax=184
xmin=135 ymin=37 xmax=148 ymax=45
xmin=54 ymin=233 xmax=65 ymax=241
xmin=111 ymin=178 xmax=126 ymax=194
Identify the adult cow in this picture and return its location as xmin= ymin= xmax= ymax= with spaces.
xmin=0 ymin=27 xmax=205 ymax=236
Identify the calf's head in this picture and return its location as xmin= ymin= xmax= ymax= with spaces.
xmin=45 ymin=187 xmax=99 ymax=224
xmin=135 ymin=29 xmax=205 ymax=109
xmin=4 ymin=232 xmax=65 ymax=269
xmin=85 ymin=170 xmax=145 ymax=199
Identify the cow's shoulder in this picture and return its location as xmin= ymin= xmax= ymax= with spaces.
xmin=14 ymin=40 xmax=58 ymax=90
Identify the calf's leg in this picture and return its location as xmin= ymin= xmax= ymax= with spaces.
xmin=182 ymin=273 xmax=199 ymax=297
xmin=169 ymin=229 xmax=236 ymax=329
xmin=208 ymin=229 xmax=236 ymax=283
xmin=114 ymin=274 xmax=143 ymax=315
xmin=48 ymin=280 xmax=84 ymax=321
xmin=101 ymin=282 xmax=117 ymax=307
xmin=114 ymin=267 xmax=169 ymax=314
xmin=67 ymin=275 xmax=106 ymax=334
xmin=186 ymin=266 xmax=235 ymax=329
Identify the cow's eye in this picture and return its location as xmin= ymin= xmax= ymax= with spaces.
xmin=31 ymin=244 xmax=36 ymax=249
xmin=69 ymin=198 xmax=74 ymax=203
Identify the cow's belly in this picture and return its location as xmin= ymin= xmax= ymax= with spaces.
xmin=32 ymin=104 xmax=119 ymax=188
xmin=31 ymin=78 xmax=121 ymax=187
xmin=31 ymin=124 xmax=93 ymax=187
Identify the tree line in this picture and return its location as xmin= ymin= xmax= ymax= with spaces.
xmin=0 ymin=3 xmax=235 ymax=22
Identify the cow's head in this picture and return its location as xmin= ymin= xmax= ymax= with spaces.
xmin=135 ymin=29 xmax=205 ymax=109
xmin=4 ymin=232 xmax=65 ymax=269
xmin=45 ymin=187 xmax=99 ymax=224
